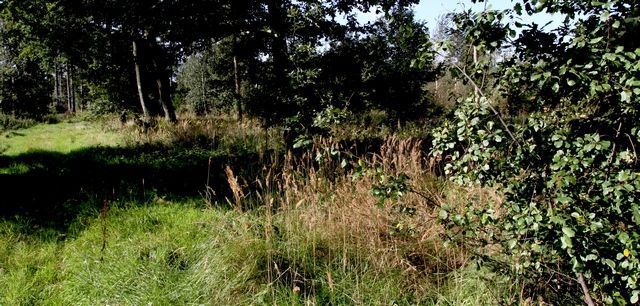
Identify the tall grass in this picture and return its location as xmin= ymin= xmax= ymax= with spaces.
xmin=110 ymin=114 xmax=283 ymax=156
xmin=221 ymin=135 xmax=510 ymax=304
xmin=0 ymin=116 xmax=519 ymax=304
xmin=0 ymin=113 xmax=36 ymax=132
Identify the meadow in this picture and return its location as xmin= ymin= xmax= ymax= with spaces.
xmin=0 ymin=117 xmax=514 ymax=305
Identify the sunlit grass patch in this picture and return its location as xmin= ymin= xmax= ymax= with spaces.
xmin=1 ymin=121 xmax=124 ymax=156
xmin=55 ymin=203 xmax=226 ymax=305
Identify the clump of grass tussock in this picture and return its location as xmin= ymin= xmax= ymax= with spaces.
xmin=1 ymin=200 xmax=255 ymax=305
xmin=242 ymin=135 xmax=507 ymax=304
xmin=0 ymin=219 xmax=65 ymax=305
xmin=58 ymin=205 xmax=221 ymax=305
xmin=428 ymin=266 xmax=515 ymax=306
xmin=110 ymin=113 xmax=283 ymax=154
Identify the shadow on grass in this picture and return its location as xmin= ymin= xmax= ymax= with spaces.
xmin=0 ymin=143 xmax=267 ymax=233
xmin=0 ymin=134 xmax=405 ymax=238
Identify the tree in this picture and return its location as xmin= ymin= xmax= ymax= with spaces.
xmin=242 ymin=0 xmax=434 ymax=130
xmin=0 ymin=0 xmax=53 ymax=117
xmin=2 ymin=0 xmax=439 ymax=130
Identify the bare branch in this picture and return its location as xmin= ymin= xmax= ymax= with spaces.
xmin=577 ymin=273 xmax=596 ymax=306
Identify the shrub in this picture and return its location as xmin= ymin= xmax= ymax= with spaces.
xmin=429 ymin=1 xmax=640 ymax=303
xmin=0 ymin=113 xmax=36 ymax=132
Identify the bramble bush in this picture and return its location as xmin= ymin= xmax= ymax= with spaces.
xmin=426 ymin=0 xmax=640 ymax=303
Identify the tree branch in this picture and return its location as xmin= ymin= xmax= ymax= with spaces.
xmin=450 ymin=62 xmax=518 ymax=144
xmin=577 ymin=273 xmax=596 ymax=306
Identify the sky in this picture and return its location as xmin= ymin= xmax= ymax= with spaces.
xmin=358 ymin=0 xmax=566 ymax=33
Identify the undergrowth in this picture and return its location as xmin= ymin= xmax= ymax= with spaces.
xmin=0 ymin=113 xmax=37 ymax=133
xmin=0 ymin=116 xmax=522 ymax=304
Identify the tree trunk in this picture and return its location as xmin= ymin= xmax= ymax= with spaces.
xmin=155 ymin=74 xmax=177 ymax=123
xmin=78 ymin=83 xmax=84 ymax=112
xmin=201 ymin=62 xmax=206 ymax=113
xmin=232 ymin=35 xmax=243 ymax=121
xmin=268 ymin=0 xmax=288 ymax=82
xmin=148 ymin=40 xmax=177 ymax=123
xmin=65 ymin=63 xmax=72 ymax=113
xmin=53 ymin=65 xmax=60 ymax=103
xmin=69 ymin=66 xmax=76 ymax=113
xmin=132 ymin=39 xmax=150 ymax=119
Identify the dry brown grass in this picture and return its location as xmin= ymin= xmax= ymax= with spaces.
xmin=109 ymin=113 xmax=281 ymax=151
xmin=225 ymin=165 xmax=245 ymax=212
xmin=244 ymin=135 xmax=501 ymax=295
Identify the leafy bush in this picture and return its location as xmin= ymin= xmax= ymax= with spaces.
xmin=429 ymin=0 xmax=640 ymax=304
xmin=0 ymin=113 xmax=36 ymax=132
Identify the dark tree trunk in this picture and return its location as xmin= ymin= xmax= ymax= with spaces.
xmin=155 ymin=74 xmax=177 ymax=123
xmin=201 ymin=64 xmax=206 ymax=113
xmin=53 ymin=64 xmax=60 ymax=103
xmin=65 ymin=63 xmax=72 ymax=113
xmin=57 ymin=65 xmax=62 ymax=104
xmin=149 ymin=41 xmax=177 ymax=123
xmin=232 ymin=35 xmax=243 ymax=121
xmin=78 ymin=83 xmax=84 ymax=112
xmin=69 ymin=66 xmax=76 ymax=113
xmin=132 ymin=39 xmax=150 ymax=119
xmin=268 ymin=0 xmax=288 ymax=82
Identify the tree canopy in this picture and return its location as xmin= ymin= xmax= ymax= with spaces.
xmin=0 ymin=0 xmax=436 ymax=127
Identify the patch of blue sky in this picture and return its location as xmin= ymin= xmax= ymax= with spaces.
xmin=356 ymin=0 xmax=567 ymax=32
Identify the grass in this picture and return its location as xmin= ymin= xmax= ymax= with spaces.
xmin=0 ymin=120 xmax=123 ymax=156
xmin=0 ymin=201 xmax=509 ymax=305
xmin=0 ymin=113 xmax=37 ymax=134
xmin=0 ymin=116 xmax=517 ymax=305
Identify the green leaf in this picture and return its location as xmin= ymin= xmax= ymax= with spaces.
xmin=621 ymin=91 xmax=632 ymax=102
xmin=562 ymin=227 xmax=576 ymax=238
xmin=514 ymin=3 xmax=523 ymax=15
xmin=590 ymin=37 xmax=603 ymax=44
xmin=560 ymin=235 xmax=573 ymax=249
xmin=604 ymin=259 xmax=616 ymax=270
xmin=584 ymin=254 xmax=598 ymax=261
xmin=612 ymin=20 xmax=621 ymax=29
xmin=632 ymin=204 xmax=640 ymax=226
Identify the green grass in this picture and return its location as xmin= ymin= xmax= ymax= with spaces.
xmin=0 ymin=121 xmax=123 ymax=156
xmin=0 ymin=201 xmax=237 ymax=305
xmin=0 ymin=119 xmax=515 ymax=305
xmin=1 ymin=201 xmax=511 ymax=305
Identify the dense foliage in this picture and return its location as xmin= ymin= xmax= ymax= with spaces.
xmin=0 ymin=0 xmax=438 ymax=130
xmin=429 ymin=0 xmax=640 ymax=303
